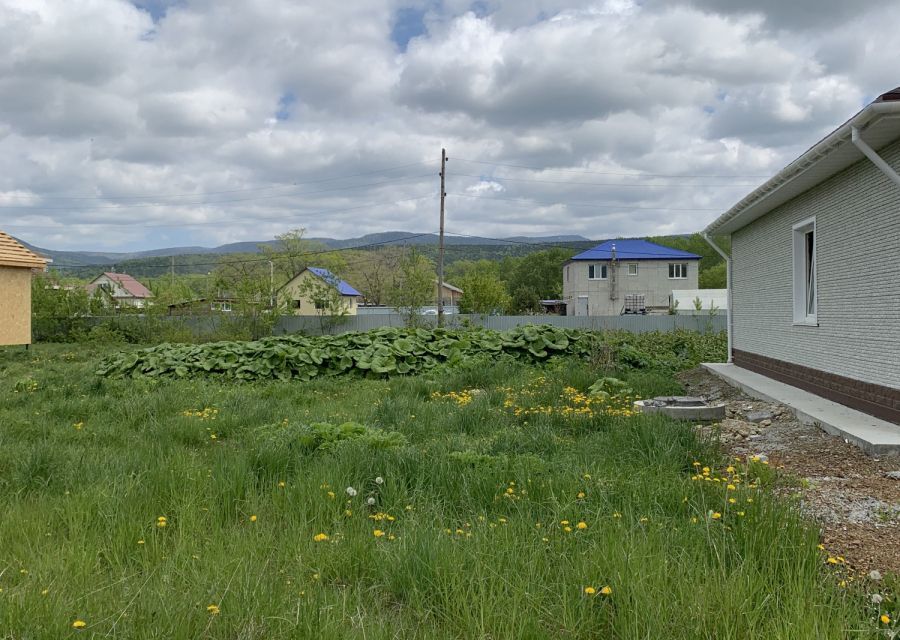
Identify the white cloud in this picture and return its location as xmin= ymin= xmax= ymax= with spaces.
xmin=0 ymin=0 xmax=897 ymax=251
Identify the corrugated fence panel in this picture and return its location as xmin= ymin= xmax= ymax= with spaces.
xmin=274 ymin=314 xmax=726 ymax=335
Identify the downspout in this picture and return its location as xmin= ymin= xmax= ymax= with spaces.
xmin=851 ymin=126 xmax=900 ymax=189
xmin=701 ymin=232 xmax=733 ymax=363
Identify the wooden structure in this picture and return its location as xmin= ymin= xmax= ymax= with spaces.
xmin=0 ymin=231 xmax=47 ymax=346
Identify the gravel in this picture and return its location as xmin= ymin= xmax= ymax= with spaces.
xmin=679 ymin=367 xmax=900 ymax=576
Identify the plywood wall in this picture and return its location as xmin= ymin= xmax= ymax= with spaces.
xmin=0 ymin=266 xmax=33 ymax=345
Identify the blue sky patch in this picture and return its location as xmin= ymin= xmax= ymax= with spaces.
xmin=276 ymin=92 xmax=297 ymax=121
xmin=391 ymin=7 xmax=428 ymax=52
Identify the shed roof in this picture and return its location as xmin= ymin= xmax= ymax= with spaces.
xmin=0 ymin=231 xmax=47 ymax=269
xmin=705 ymin=87 xmax=900 ymax=235
xmin=88 ymin=272 xmax=153 ymax=298
xmin=307 ymin=267 xmax=361 ymax=297
xmin=570 ymin=239 xmax=700 ymax=261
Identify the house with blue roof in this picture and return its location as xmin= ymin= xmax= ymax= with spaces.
xmin=278 ymin=266 xmax=362 ymax=316
xmin=562 ymin=239 xmax=700 ymax=315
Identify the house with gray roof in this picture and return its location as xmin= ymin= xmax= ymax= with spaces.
xmin=563 ymin=239 xmax=701 ymax=315
xmin=703 ymin=86 xmax=900 ymax=425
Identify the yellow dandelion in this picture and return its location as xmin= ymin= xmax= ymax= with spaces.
xmin=880 ymin=614 xmax=890 ymax=624
xmin=726 ymin=484 xmax=736 ymax=491
xmin=560 ymin=520 xmax=570 ymax=526
xmin=583 ymin=586 xmax=596 ymax=595
xmin=599 ymin=586 xmax=612 ymax=595
xmin=826 ymin=557 xmax=838 ymax=565
xmin=373 ymin=529 xmax=385 ymax=538
xmin=207 ymin=604 xmax=220 ymax=615
xmin=72 ymin=620 xmax=87 ymax=629
xmin=41 ymin=589 xmax=48 ymax=596
xmin=278 ymin=481 xmax=286 ymax=488
xmin=137 ymin=539 xmax=145 ymax=545
xmin=728 ymin=498 xmax=737 ymax=504
xmin=249 ymin=515 xmax=257 ymax=523
xmin=577 ymin=492 xmax=585 ymax=499
xmin=564 ymin=526 xmax=573 ymax=533
xmin=711 ymin=512 xmax=722 ymax=520
xmin=313 ymin=533 xmax=329 ymax=542
xmin=576 ymin=521 xmax=587 ymax=530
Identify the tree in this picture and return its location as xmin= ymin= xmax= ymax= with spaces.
xmin=457 ymin=268 xmax=510 ymax=315
xmin=213 ymin=254 xmax=280 ymax=339
xmin=384 ymin=250 xmax=435 ymax=323
xmin=506 ymin=248 xmax=574 ymax=313
xmin=340 ymin=247 xmax=404 ymax=306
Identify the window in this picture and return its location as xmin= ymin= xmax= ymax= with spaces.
xmin=792 ymin=217 xmax=817 ymax=324
xmin=668 ymin=263 xmax=688 ymax=279
xmin=588 ymin=264 xmax=608 ymax=280
xmin=627 ymin=263 xmax=638 ymax=276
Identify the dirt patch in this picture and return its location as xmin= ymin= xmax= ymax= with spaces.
xmin=679 ymin=367 xmax=900 ymax=576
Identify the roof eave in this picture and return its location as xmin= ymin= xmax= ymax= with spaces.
xmin=705 ymin=101 xmax=900 ymax=236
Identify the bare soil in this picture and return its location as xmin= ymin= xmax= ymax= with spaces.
xmin=679 ymin=367 xmax=900 ymax=576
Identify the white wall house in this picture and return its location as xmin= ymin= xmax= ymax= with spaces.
xmin=704 ymin=86 xmax=900 ymax=424
xmin=563 ymin=239 xmax=700 ymax=315
xmin=86 ymin=272 xmax=153 ymax=309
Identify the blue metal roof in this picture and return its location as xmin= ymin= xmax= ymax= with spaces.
xmin=307 ymin=267 xmax=362 ymax=296
xmin=570 ymin=239 xmax=701 ymax=261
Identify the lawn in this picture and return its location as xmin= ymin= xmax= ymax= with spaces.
xmin=0 ymin=338 xmax=883 ymax=639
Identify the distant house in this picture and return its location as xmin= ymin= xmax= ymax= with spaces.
xmin=86 ymin=272 xmax=153 ymax=309
xmin=703 ymin=86 xmax=900 ymax=424
xmin=166 ymin=293 xmax=237 ymax=316
xmin=279 ymin=267 xmax=362 ymax=315
xmin=562 ymin=239 xmax=700 ymax=315
xmin=0 ymin=230 xmax=47 ymax=346
xmin=435 ymin=281 xmax=463 ymax=307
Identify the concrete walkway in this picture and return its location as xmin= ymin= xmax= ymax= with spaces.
xmin=702 ymin=363 xmax=900 ymax=457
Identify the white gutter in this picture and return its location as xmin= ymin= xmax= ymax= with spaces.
xmin=701 ymin=232 xmax=733 ymax=363
xmin=851 ymin=125 xmax=900 ymax=189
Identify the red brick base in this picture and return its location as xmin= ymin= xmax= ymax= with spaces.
xmin=732 ymin=349 xmax=900 ymax=425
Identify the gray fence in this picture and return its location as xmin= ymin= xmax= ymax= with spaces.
xmin=274 ymin=314 xmax=726 ymax=336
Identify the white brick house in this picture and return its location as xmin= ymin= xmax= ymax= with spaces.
xmin=704 ymin=87 xmax=900 ymax=424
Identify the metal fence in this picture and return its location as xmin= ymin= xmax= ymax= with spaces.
xmin=274 ymin=314 xmax=726 ymax=336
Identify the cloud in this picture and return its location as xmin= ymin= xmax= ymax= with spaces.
xmin=0 ymin=0 xmax=897 ymax=252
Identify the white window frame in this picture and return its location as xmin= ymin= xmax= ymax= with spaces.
xmin=627 ymin=263 xmax=638 ymax=276
xmin=668 ymin=263 xmax=688 ymax=279
xmin=792 ymin=216 xmax=817 ymax=326
xmin=588 ymin=264 xmax=608 ymax=280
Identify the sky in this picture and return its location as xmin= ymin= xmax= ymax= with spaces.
xmin=0 ymin=0 xmax=897 ymax=252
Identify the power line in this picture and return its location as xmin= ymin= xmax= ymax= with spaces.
xmin=0 ymin=173 xmax=436 ymax=212
xmin=452 ymin=157 xmax=772 ymax=179
xmin=447 ymin=191 xmax=722 ymax=211
xmin=4 ymin=194 xmax=438 ymax=229
xmin=12 ymin=161 xmax=435 ymax=201
xmin=451 ymin=172 xmax=760 ymax=188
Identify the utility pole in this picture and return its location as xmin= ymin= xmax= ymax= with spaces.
xmin=437 ymin=148 xmax=447 ymax=327
xmin=170 ymin=256 xmax=175 ymax=287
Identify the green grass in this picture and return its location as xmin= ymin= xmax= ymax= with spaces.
xmin=0 ymin=344 xmax=886 ymax=639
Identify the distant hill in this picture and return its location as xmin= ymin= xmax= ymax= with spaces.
xmin=17 ymin=232 xmax=595 ymax=268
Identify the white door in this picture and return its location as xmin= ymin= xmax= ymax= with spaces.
xmin=576 ymin=296 xmax=589 ymax=316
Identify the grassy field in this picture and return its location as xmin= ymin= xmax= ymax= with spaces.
xmin=0 ymin=342 xmax=885 ymax=639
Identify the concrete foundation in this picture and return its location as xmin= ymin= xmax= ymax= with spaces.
xmin=702 ymin=363 xmax=900 ymax=457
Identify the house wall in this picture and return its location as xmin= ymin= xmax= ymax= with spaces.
xmin=731 ymin=137 xmax=900 ymax=395
xmin=280 ymin=270 xmax=359 ymax=316
xmin=563 ymin=259 xmax=699 ymax=315
xmin=88 ymin=274 xmax=147 ymax=308
xmin=0 ymin=266 xmax=33 ymax=345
